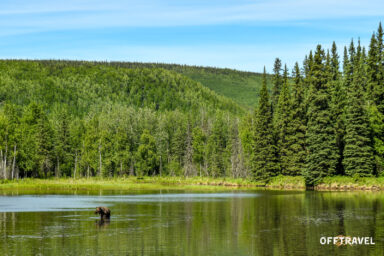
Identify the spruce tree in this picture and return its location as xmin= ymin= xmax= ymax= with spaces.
xmin=329 ymin=42 xmax=346 ymax=175
xmin=272 ymin=58 xmax=283 ymax=110
xmin=343 ymin=46 xmax=375 ymax=176
xmin=330 ymin=42 xmax=340 ymax=80
xmin=283 ymin=63 xmax=307 ymax=176
xmin=303 ymin=45 xmax=338 ymax=185
xmin=275 ymin=64 xmax=292 ymax=174
xmin=136 ymin=129 xmax=158 ymax=177
xmin=373 ymin=23 xmax=384 ymax=113
xmin=368 ymin=23 xmax=384 ymax=175
xmin=252 ymin=67 xmax=278 ymax=181
xmin=367 ymin=34 xmax=379 ymax=99
xmin=276 ymin=63 xmax=307 ymax=176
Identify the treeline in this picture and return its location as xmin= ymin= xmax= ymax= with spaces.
xmin=0 ymin=61 xmax=247 ymax=179
xmin=242 ymin=23 xmax=384 ymax=185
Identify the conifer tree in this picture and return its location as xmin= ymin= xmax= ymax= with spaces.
xmin=54 ymin=110 xmax=72 ymax=177
xmin=330 ymin=42 xmax=340 ymax=80
xmin=343 ymin=46 xmax=375 ymax=176
xmin=275 ymin=64 xmax=291 ymax=174
xmin=36 ymin=108 xmax=54 ymax=178
xmin=192 ymin=127 xmax=206 ymax=177
xmin=368 ymin=23 xmax=384 ymax=175
xmin=367 ymin=34 xmax=379 ymax=98
xmin=135 ymin=129 xmax=158 ymax=177
xmin=252 ymin=67 xmax=278 ymax=181
xmin=303 ymin=45 xmax=338 ymax=185
xmin=272 ymin=58 xmax=283 ymax=110
xmin=329 ymin=42 xmax=346 ymax=175
xmin=302 ymin=51 xmax=313 ymax=108
xmin=283 ymin=63 xmax=307 ymax=175
xmin=373 ymin=23 xmax=384 ymax=113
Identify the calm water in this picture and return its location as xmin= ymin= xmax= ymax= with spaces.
xmin=0 ymin=189 xmax=384 ymax=256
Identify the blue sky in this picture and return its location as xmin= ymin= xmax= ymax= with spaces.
xmin=0 ymin=0 xmax=383 ymax=72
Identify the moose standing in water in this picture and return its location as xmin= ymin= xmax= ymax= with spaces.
xmin=95 ymin=206 xmax=111 ymax=220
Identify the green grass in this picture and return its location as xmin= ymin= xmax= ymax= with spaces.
xmin=317 ymin=176 xmax=384 ymax=190
xmin=0 ymin=176 xmax=299 ymax=192
xmin=267 ymin=175 xmax=306 ymax=189
xmin=180 ymin=70 xmax=268 ymax=108
xmin=2 ymin=176 xmax=384 ymax=192
xmin=0 ymin=177 xmax=259 ymax=192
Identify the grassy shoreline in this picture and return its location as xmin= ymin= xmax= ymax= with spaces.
xmin=1 ymin=176 xmax=384 ymax=192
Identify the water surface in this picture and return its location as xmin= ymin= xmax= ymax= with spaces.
xmin=0 ymin=190 xmax=383 ymax=255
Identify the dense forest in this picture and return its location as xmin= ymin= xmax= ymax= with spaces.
xmin=0 ymin=24 xmax=383 ymax=186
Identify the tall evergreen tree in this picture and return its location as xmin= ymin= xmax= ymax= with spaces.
xmin=54 ymin=110 xmax=72 ymax=177
xmin=367 ymin=34 xmax=379 ymax=99
xmin=135 ymin=129 xmax=158 ymax=177
xmin=343 ymin=46 xmax=375 ymax=176
xmin=283 ymin=62 xmax=307 ymax=175
xmin=330 ymin=42 xmax=340 ymax=80
xmin=329 ymin=42 xmax=346 ymax=175
xmin=271 ymin=58 xmax=283 ymax=110
xmin=368 ymin=24 xmax=384 ymax=175
xmin=192 ymin=127 xmax=206 ymax=177
xmin=275 ymin=64 xmax=291 ymax=174
xmin=252 ymin=67 xmax=279 ymax=181
xmin=373 ymin=23 xmax=384 ymax=113
xmin=303 ymin=45 xmax=339 ymax=185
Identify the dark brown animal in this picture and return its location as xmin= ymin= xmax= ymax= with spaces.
xmin=95 ymin=206 xmax=111 ymax=220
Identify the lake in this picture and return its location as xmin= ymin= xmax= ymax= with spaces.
xmin=0 ymin=189 xmax=383 ymax=255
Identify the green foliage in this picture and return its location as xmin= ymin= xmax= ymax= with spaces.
xmin=303 ymin=45 xmax=339 ymax=185
xmin=343 ymin=47 xmax=375 ymax=177
xmin=0 ymin=60 xmax=242 ymax=115
xmin=104 ymin=61 xmax=270 ymax=108
xmin=135 ymin=129 xmax=158 ymax=177
xmin=252 ymin=68 xmax=279 ymax=181
xmin=271 ymin=58 xmax=283 ymax=110
xmin=278 ymin=63 xmax=306 ymax=176
xmin=192 ymin=127 xmax=206 ymax=176
xmin=275 ymin=64 xmax=292 ymax=174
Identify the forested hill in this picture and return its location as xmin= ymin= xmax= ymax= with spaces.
xmin=0 ymin=60 xmax=243 ymax=116
xmin=108 ymin=62 xmax=266 ymax=108
xmin=0 ymin=60 xmax=247 ymax=179
xmin=34 ymin=60 xmax=266 ymax=107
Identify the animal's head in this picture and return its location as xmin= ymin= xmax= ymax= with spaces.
xmin=95 ymin=207 xmax=103 ymax=215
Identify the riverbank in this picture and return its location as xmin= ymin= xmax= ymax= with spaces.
xmin=316 ymin=176 xmax=384 ymax=191
xmin=0 ymin=176 xmax=384 ymax=192
xmin=0 ymin=176 xmax=303 ymax=192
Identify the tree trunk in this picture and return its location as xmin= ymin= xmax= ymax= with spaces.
xmin=4 ymin=144 xmax=7 ymax=179
xmin=74 ymin=151 xmax=78 ymax=179
xmin=130 ymin=159 xmax=134 ymax=176
xmin=0 ymin=150 xmax=3 ymax=179
xmin=56 ymin=157 xmax=60 ymax=178
xmin=98 ymin=145 xmax=102 ymax=177
xmin=159 ymin=155 xmax=162 ymax=177
xmin=11 ymin=144 xmax=16 ymax=180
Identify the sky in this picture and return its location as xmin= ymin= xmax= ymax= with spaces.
xmin=0 ymin=0 xmax=383 ymax=72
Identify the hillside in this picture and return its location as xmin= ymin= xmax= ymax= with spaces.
xmin=0 ymin=59 xmax=247 ymax=179
xmin=0 ymin=60 xmax=243 ymax=116
xmin=105 ymin=62 xmax=268 ymax=108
